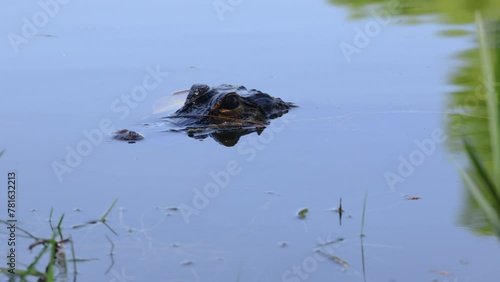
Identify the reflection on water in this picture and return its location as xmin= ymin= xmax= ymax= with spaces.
xmin=4 ymin=0 xmax=500 ymax=280
xmin=331 ymin=0 xmax=500 ymax=238
xmin=446 ymin=15 xmax=500 ymax=238
xmin=330 ymin=0 xmax=500 ymax=237
xmin=184 ymin=126 xmax=265 ymax=147
xmin=329 ymin=0 xmax=500 ymax=24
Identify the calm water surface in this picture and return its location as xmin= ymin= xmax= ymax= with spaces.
xmin=1 ymin=0 xmax=499 ymax=281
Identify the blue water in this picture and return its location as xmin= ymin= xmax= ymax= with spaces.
xmin=0 ymin=1 xmax=498 ymax=281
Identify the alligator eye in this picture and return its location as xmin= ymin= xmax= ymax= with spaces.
xmin=221 ymin=95 xmax=240 ymax=110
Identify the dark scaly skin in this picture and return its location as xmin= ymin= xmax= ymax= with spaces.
xmin=166 ymin=84 xmax=295 ymax=127
xmin=114 ymin=84 xmax=296 ymax=146
xmin=113 ymin=129 xmax=144 ymax=142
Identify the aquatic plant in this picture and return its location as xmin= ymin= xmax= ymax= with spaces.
xmin=328 ymin=0 xmax=500 ymax=24
xmin=0 ymin=212 xmax=70 ymax=281
xmin=359 ymin=191 xmax=368 ymax=282
xmin=0 ymin=199 xmax=119 ymax=281
xmin=451 ymin=12 xmax=500 ymax=238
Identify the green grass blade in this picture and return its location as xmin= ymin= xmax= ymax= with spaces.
xmin=57 ymin=213 xmax=65 ymax=241
xmin=360 ymin=236 xmax=367 ymax=282
xmin=21 ymin=243 xmax=50 ymax=280
xmin=0 ymin=220 xmax=39 ymax=240
xmin=463 ymin=139 xmax=500 ymax=203
xmin=495 ymin=20 xmax=500 ymax=98
xmin=475 ymin=11 xmax=500 ymax=189
xmin=360 ymin=191 xmax=367 ymax=237
xmin=49 ymin=207 xmax=54 ymax=230
xmin=0 ymin=267 xmax=44 ymax=277
xmin=100 ymin=198 xmax=119 ymax=222
xmin=453 ymin=157 xmax=500 ymax=236
xmin=69 ymin=236 xmax=77 ymax=282
xmin=46 ymin=238 xmax=57 ymax=282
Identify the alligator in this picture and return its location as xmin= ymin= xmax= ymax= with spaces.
xmin=113 ymin=84 xmax=296 ymax=146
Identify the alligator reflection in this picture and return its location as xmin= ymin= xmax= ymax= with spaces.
xmin=181 ymin=126 xmax=265 ymax=147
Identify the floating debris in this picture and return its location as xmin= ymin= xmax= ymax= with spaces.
xmin=317 ymin=237 xmax=344 ymax=247
xmin=459 ymin=259 xmax=469 ymax=265
xmin=33 ymin=33 xmax=57 ymax=38
xmin=181 ymin=260 xmax=194 ymax=266
xmin=429 ymin=269 xmax=453 ymax=276
xmin=297 ymin=208 xmax=309 ymax=219
xmin=315 ymin=249 xmax=349 ymax=268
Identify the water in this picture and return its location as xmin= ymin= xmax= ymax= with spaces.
xmin=1 ymin=0 xmax=499 ymax=281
